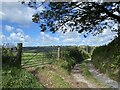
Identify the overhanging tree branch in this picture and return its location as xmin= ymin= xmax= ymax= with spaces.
xmin=95 ymin=3 xmax=120 ymax=23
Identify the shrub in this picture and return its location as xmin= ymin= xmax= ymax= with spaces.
xmin=60 ymin=47 xmax=85 ymax=71
xmin=2 ymin=47 xmax=17 ymax=66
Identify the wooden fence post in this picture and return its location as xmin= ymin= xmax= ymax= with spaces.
xmin=17 ymin=43 xmax=22 ymax=67
xmin=57 ymin=47 xmax=60 ymax=60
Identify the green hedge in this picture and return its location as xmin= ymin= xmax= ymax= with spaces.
xmin=92 ymin=37 xmax=120 ymax=81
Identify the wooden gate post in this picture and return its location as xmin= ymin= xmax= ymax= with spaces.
xmin=17 ymin=43 xmax=22 ymax=67
xmin=57 ymin=47 xmax=60 ymax=60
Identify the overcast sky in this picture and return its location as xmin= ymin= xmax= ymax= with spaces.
xmin=0 ymin=2 xmax=118 ymax=47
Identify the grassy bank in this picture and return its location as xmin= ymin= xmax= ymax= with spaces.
xmin=2 ymin=65 xmax=43 ymax=88
xmin=92 ymin=37 xmax=120 ymax=81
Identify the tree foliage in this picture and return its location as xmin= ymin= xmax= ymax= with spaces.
xmin=21 ymin=1 xmax=120 ymax=37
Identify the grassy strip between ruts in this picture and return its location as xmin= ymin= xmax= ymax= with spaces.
xmin=2 ymin=65 xmax=43 ymax=89
xmin=80 ymin=61 xmax=108 ymax=88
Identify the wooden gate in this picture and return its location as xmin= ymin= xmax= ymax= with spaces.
xmin=21 ymin=46 xmax=60 ymax=68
